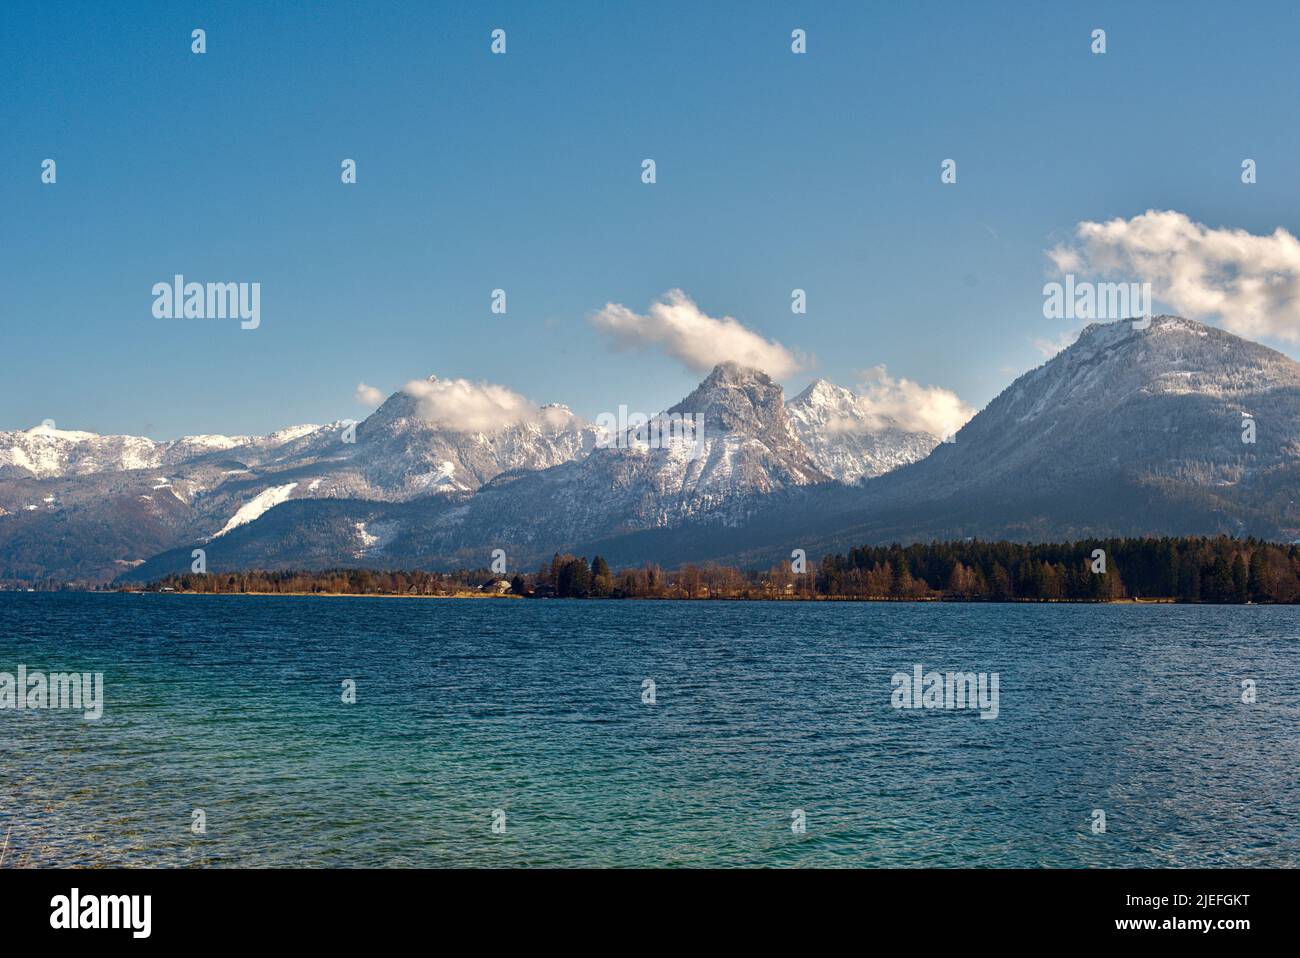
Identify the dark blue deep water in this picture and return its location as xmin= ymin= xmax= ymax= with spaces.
xmin=0 ymin=593 xmax=1296 ymax=867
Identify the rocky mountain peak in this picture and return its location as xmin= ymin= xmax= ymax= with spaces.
xmin=1019 ymin=316 xmax=1300 ymax=423
xmin=668 ymin=362 xmax=789 ymax=437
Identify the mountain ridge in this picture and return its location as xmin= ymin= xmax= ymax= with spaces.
xmin=7 ymin=315 xmax=1300 ymax=584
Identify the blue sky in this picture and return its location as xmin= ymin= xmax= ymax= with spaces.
xmin=5 ymin=0 xmax=1300 ymax=438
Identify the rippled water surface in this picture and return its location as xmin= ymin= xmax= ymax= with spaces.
xmin=1 ymin=593 xmax=1296 ymax=867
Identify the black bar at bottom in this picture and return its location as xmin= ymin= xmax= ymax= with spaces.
xmin=0 ymin=868 xmax=1289 ymax=943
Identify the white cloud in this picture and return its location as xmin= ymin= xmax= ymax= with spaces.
xmin=401 ymin=377 xmax=547 ymax=433
xmin=354 ymin=382 xmax=385 ymax=407
xmin=590 ymin=289 xmax=805 ymax=378
xmin=1048 ymin=210 xmax=1300 ymax=341
xmin=1032 ymin=329 xmax=1081 ymax=359
xmin=537 ymin=404 xmax=578 ymax=430
xmin=845 ymin=366 xmax=975 ymax=439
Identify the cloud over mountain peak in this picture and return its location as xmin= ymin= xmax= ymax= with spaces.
xmin=399 ymin=377 xmax=547 ymax=433
xmin=590 ymin=289 xmax=805 ymax=378
xmin=1048 ymin=209 xmax=1300 ymax=343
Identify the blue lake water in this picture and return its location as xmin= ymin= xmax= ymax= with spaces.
xmin=0 ymin=593 xmax=1296 ymax=867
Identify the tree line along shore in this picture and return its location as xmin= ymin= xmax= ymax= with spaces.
xmin=124 ymin=536 xmax=1300 ymax=604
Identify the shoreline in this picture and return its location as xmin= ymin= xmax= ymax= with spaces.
xmin=122 ymin=590 xmax=518 ymax=599
xmin=104 ymin=591 xmax=1185 ymax=604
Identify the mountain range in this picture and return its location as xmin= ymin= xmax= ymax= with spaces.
xmin=3 ymin=315 xmax=1298 ymax=584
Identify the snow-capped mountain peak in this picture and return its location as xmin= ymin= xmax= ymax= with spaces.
xmin=786 ymin=378 xmax=941 ymax=483
xmin=0 ymin=425 xmax=164 ymax=478
xmin=796 ymin=377 xmax=854 ymax=407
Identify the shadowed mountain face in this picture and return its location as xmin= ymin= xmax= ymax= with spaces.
xmin=11 ymin=315 xmax=1300 ymax=584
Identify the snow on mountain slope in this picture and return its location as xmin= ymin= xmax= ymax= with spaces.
xmin=0 ymin=376 xmax=603 ymax=581
xmin=119 ymin=362 xmax=839 ymax=577
xmin=772 ymin=315 xmax=1300 ymax=551
xmin=931 ymin=315 xmax=1300 ymax=495
xmin=0 ymin=423 xmax=162 ymax=478
xmin=0 ymin=421 xmax=331 ymax=479
xmin=214 ymin=483 xmax=300 ymax=538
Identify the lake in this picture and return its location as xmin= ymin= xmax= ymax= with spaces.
xmin=1 ymin=593 xmax=1296 ymax=867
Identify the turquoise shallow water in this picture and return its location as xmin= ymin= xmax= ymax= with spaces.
xmin=0 ymin=593 xmax=1296 ymax=867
